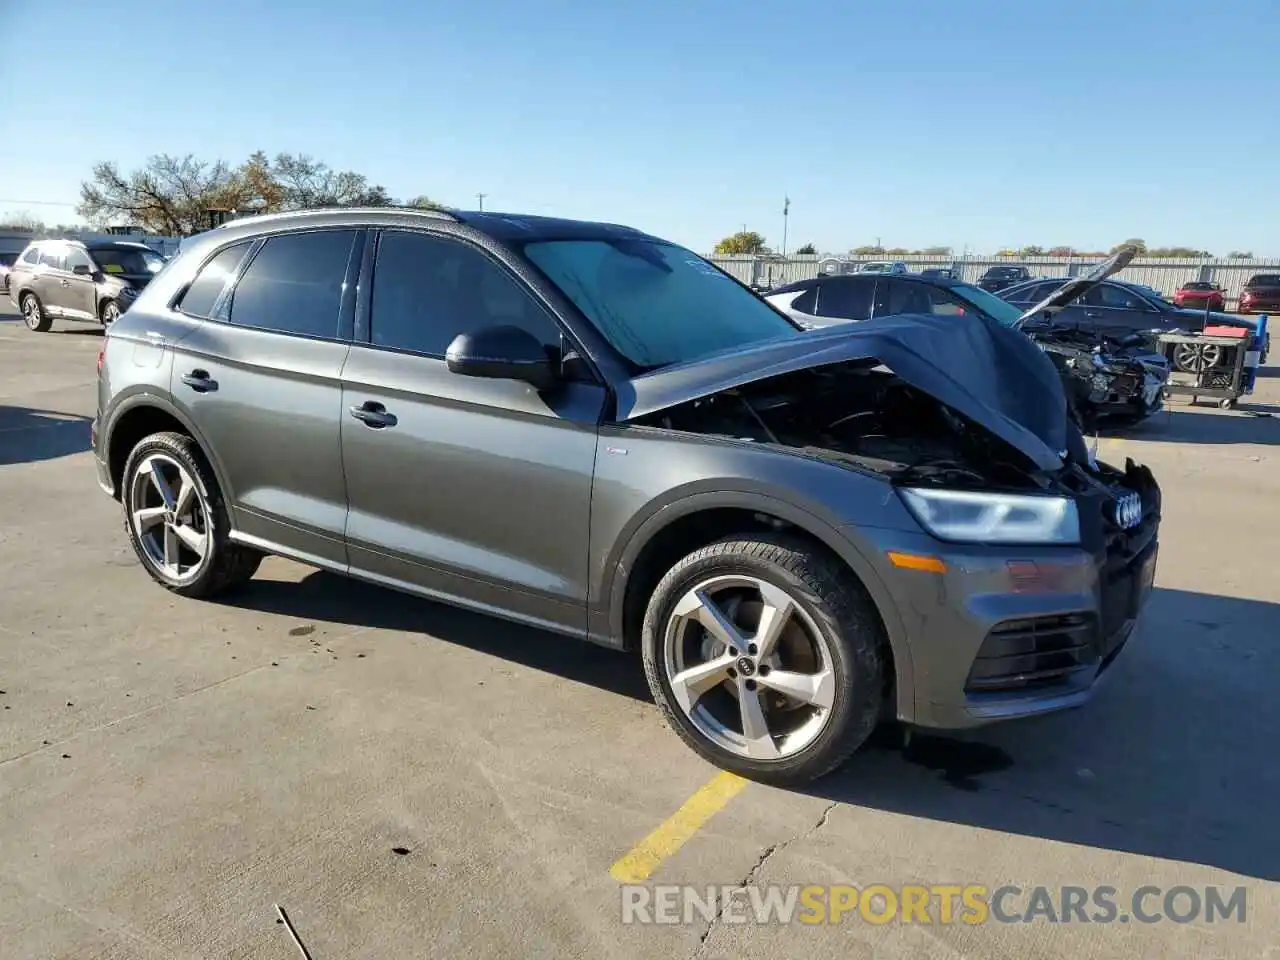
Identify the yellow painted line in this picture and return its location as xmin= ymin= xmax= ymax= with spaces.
xmin=609 ymin=771 xmax=748 ymax=883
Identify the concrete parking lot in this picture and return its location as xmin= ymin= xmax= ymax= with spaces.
xmin=2 ymin=304 xmax=1278 ymax=959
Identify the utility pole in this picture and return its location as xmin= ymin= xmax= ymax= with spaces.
xmin=781 ymin=196 xmax=790 ymax=257
xmin=476 ymin=192 xmax=487 ymax=212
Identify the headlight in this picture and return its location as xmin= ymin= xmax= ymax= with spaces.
xmin=898 ymin=487 xmax=1080 ymax=545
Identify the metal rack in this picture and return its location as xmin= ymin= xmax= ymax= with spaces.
xmin=1153 ymin=330 xmax=1255 ymax=409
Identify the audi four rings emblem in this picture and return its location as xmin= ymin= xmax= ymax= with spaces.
xmin=1114 ymin=492 xmax=1142 ymax=530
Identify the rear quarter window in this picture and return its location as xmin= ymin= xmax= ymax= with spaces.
xmin=176 ymin=242 xmax=253 ymax=318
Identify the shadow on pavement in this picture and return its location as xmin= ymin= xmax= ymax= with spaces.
xmin=809 ymin=586 xmax=1280 ymax=881
xmin=1105 ymin=407 xmax=1279 ymax=445
xmin=0 ymin=405 xmax=92 ymax=465
xmin=223 ymin=569 xmax=653 ymax=703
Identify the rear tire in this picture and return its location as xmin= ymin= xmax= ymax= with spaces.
xmin=641 ymin=533 xmax=885 ymax=786
xmin=100 ymin=300 xmax=120 ymax=325
xmin=20 ymin=293 xmax=51 ymax=332
xmin=121 ymin=431 xmax=262 ymax=599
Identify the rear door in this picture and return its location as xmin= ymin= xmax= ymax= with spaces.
xmin=340 ymin=228 xmax=604 ymax=634
xmin=167 ymin=229 xmax=362 ymax=567
xmin=812 ymin=276 xmax=877 ymax=324
xmin=35 ymin=245 xmax=67 ymax=315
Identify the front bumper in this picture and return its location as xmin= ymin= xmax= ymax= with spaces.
xmin=863 ymin=464 xmax=1160 ymax=729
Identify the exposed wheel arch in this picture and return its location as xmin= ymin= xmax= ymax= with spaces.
xmin=610 ymin=495 xmax=912 ymax=718
xmin=105 ymin=399 xmax=229 ymax=505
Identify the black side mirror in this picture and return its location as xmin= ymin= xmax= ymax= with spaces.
xmin=72 ymin=263 xmax=92 ymax=277
xmin=446 ymin=324 xmax=558 ymax=391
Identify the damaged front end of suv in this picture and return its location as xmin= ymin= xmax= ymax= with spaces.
xmin=621 ymin=307 xmax=1162 ymax=733
xmin=1027 ymin=323 xmax=1170 ymax=428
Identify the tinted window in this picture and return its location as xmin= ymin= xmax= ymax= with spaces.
xmin=789 ymin=285 xmax=818 ymax=314
xmin=90 ymin=245 xmax=166 ymax=276
xmin=814 ymin=278 xmax=875 ymax=321
xmin=1013 ymin=281 xmax=1064 ymax=303
xmin=1248 ymin=274 xmax=1280 ymax=286
xmin=38 ymin=247 xmax=64 ymax=269
xmin=225 ymin=231 xmax=357 ymax=338
xmin=1084 ymin=284 xmax=1151 ymax=311
xmin=21 ymin=248 xmax=38 ymax=265
xmin=371 ymin=231 xmax=561 ymax=356
xmin=178 ymin=242 xmax=252 ymax=318
xmin=524 ymin=238 xmax=797 ymax=368
xmin=64 ymin=248 xmax=93 ymax=273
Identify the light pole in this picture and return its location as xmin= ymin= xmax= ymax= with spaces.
xmin=781 ymin=196 xmax=790 ymax=257
xmin=476 ymin=192 xmax=487 ymax=212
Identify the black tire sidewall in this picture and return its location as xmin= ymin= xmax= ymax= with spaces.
xmin=642 ymin=537 xmax=883 ymax=784
xmin=121 ymin=432 xmax=230 ymax=596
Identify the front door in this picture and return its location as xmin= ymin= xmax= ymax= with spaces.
xmin=340 ymin=229 xmax=603 ymax=636
xmin=61 ymin=246 xmax=99 ymax=320
xmin=165 ymin=229 xmax=363 ymax=568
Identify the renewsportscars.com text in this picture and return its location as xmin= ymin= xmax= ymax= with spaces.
xmin=620 ymin=884 xmax=1248 ymax=926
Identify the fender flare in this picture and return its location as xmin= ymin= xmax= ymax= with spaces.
xmin=604 ymin=487 xmax=915 ymax=716
xmin=103 ymin=391 xmax=235 ymax=503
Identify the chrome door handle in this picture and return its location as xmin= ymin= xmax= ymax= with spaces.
xmin=181 ymin=369 xmax=218 ymax=392
xmin=349 ymin=401 xmax=397 ymax=428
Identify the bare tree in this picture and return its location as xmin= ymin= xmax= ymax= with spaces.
xmin=77 ymin=154 xmax=247 ymax=235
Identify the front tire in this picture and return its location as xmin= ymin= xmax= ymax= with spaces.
xmin=20 ymin=293 xmax=51 ymax=332
xmin=641 ymin=534 xmax=885 ymax=786
xmin=100 ymin=300 xmax=120 ymax=325
xmin=121 ymin=431 xmax=262 ymax=598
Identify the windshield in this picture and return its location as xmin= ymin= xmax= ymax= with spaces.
xmin=1183 ymin=282 xmax=1213 ymax=290
xmin=949 ymin=283 xmax=1027 ymax=328
xmin=1249 ymin=274 xmax=1280 ymax=286
xmin=89 ymin=246 xmax=166 ymax=275
xmin=522 ymin=238 xmax=799 ymax=368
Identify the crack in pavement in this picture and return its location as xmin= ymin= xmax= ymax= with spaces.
xmin=689 ymin=800 xmax=839 ymax=960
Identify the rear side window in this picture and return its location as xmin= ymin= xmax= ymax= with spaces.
xmin=224 ymin=230 xmax=358 ymax=338
xmin=788 ymin=285 xmax=818 ymax=314
xmin=21 ymin=247 xmax=38 ymax=265
xmin=814 ymin=278 xmax=875 ymax=322
xmin=178 ymin=242 xmax=252 ymax=318
xmin=369 ymin=230 xmax=561 ymax=356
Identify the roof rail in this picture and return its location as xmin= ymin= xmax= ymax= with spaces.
xmin=213 ymin=206 xmax=461 ymax=229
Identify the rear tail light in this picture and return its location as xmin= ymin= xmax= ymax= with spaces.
xmin=97 ymin=345 xmax=105 ymax=374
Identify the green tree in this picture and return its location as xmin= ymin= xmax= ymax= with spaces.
xmin=794 ymin=242 xmax=817 ymax=255
xmin=1019 ymin=245 xmax=1045 ymax=256
xmin=852 ymin=245 xmax=883 ymax=255
xmin=885 ymin=247 xmax=910 ymax=256
xmin=1046 ymin=246 xmax=1075 ymax=256
xmin=406 ymin=195 xmax=446 ymax=210
xmin=1111 ymin=238 xmax=1148 ymax=255
xmin=714 ymin=230 xmax=768 ymax=255
xmin=1227 ymin=250 xmax=1254 ymax=259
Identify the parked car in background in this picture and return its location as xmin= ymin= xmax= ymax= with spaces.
xmin=1172 ymin=281 xmax=1226 ymax=312
xmin=977 ymin=265 xmax=1033 ymax=292
xmin=7 ymin=239 xmax=167 ymax=331
xmin=919 ymin=267 xmax=955 ymax=280
xmin=763 ymin=254 xmax=1170 ymax=427
xmin=0 ymin=251 xmax=19 ymax=294
xmin=92 ymin=206 xmax=1161 ymax=785
xmin=1240 ymin=273 xmax=1280 ymax=315
xmin=856 ymin=260 xmax=908 ymax=275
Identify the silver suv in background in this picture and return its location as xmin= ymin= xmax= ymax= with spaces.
xmin=7 ymin=239 xmax=166 ymax=331
xmin=91 ymin=207 xmax=1162 ymax=785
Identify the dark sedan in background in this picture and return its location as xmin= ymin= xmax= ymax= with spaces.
xmin=976 ymin=265 xmax=1033 ymax=292
xmin=763 ymin=264 xmax=1170 ymax=427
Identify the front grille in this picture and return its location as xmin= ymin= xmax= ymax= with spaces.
xmin=966 ymin=614 xmax=1098 ymax=693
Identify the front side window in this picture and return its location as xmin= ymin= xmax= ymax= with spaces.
xmin=370 ymin=231 xmax=562 ymax=356
xmin=38 ymin=247 xmax=64 ymax=269
xmin=178 ymin=242 xmax=252 ymax=318
xmin=523 ymin=238 xmax=799 ymax=368
xmin=1085 ymin=284 xmax=1151 ymax=311
xmin=224 ymin=230 xmax=357 ymax=338
xmin=64 ymin=248 xmax=93 ymax=273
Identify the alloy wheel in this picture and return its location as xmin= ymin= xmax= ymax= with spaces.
xmin=1173 ymin=342 xmax=1221 ymax=373
xmin=102 ymin=302 xmax=120 ymax=324
xmin=662 ymin=574 xmax=836 ymax=761
xmin=22 ymin=296 xmax=41 ymax=330
xmin=128 ymin=453 xmax=211 ymax=582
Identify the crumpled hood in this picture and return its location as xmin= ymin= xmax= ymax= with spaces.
xmin=615 ymin=313 xmax=1070 ymax=471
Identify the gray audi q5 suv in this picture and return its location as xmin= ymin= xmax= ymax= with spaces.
xmin=93 ymin=207 xmax=1161 ymax=785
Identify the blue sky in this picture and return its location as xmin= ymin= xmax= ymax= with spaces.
xmin=2 ymin=0 xmax=1277 ymax=255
